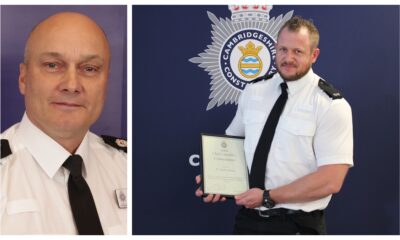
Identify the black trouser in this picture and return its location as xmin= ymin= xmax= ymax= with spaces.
xmin=233 ymin=207 xmax=326 ymax=235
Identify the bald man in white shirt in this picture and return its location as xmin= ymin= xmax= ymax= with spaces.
xmin=1 ymin=12 xmax=127 ymax=235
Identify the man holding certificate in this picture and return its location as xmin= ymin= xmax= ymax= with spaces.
xmin=195 ymin=16 xmax=353 ymax=235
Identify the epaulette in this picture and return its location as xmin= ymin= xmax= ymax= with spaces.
xmin=318 ymin=79 xmax=343 ymax=100
xmin=249 ymin=73 xmax=275 ymax=84
xmin=1 ymin=139 xmax=12 ymax=159
xmin=101 ymin=135 xmax=127 ymax=153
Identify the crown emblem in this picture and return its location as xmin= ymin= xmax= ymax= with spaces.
xmin=239 ymin=41 xmax=262 ymax=55
xmin=229 ymin=5 xmax=273 ymax=22
xmin=238 ymin=41 xmax=263 ymax=79
xmin=189 ymin=5 xmax=294 ymax=110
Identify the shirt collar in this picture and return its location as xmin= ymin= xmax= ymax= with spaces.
xmin=14 ymin=113 xmax=89 ymax=179
xmin=277 ymin=68 xmax=314 ymax=96
xmin=75 ymin=133 xmax=90 ymax=178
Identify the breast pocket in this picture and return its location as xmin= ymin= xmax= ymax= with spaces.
xmin=278 ymin=116 xmax=316 ymax=137
xmin=6 ymin=198 xmax=39 ymax=215
xmin=243 ymin=110 xmax=266 ymax=125
xmin=243 ymin=110 xmax=266 ymax=153
xmin=274 ymin=116 xmax=316 ymax=167
xmin=3 ymin=198 xmax=43 ymax=234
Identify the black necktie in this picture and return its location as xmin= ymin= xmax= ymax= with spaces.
xmin=249 ymin=82 xmax=288 ymax=189
xmin=63 ymin=155 xmax=104 ymax=235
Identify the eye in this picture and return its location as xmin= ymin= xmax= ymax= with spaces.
xmin=43 ymin=62 xmax=62 ymax=72
xmin=48 ymin=63 xmax=57 ymax=68
xmin=84 ymin=66 xmax=98 ymax=72
xmin=294 ymin=49 xmax=303 ymax=55
xmin=278 ymin=47 xmax=287 ymax=53
xmin=80 ymin=64 xmax=100 ymax=76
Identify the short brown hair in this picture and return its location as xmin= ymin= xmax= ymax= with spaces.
xmin=277 ymin=16 xmax=320 ymax=50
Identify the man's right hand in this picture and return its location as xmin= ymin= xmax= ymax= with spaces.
xmin=195 ymin=175 xmax=227 ymax=203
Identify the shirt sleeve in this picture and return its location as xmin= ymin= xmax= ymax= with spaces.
xmin=314 ymin=99 xmax=354 ymax=167
xmin=225 ymin=87 xmax=247 ymax=137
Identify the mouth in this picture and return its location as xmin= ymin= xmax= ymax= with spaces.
xmin=51 ymin=102 xmax=84 ymax=110
xmin=280 ymin=63 xmax=297 ymax=69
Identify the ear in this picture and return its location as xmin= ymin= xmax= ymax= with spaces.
xmin=19 ymin=63 xmax=27 ymax=95
xmin=311 ymin=48 xmax=320 ymax=63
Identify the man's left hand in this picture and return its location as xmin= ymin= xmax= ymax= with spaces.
xmin=234 ymin=188 xmax=264 ymax=208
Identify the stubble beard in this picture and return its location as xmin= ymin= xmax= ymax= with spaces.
xmin=276 ymin=61 xmax=312 ymax=82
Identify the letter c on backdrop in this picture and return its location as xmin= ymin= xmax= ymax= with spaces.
xmin=189 ymin=154 xmax=200 ymax=167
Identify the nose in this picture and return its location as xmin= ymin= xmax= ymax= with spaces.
xmin=60 ymin=67 xmax=83 ymax=94
xmin=281 ymin=51 xmax=297 ymax=65
xmin=285 ymin=50 xmax=296 ymax=61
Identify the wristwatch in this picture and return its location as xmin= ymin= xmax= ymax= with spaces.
xmin=262 ymin=190 xmax=276 ymax=209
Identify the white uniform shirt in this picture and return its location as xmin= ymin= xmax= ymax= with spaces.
xmin=0 ymin=114 xmax=127 ymax=234
xmin=226 ymin=69 xmax=353 ymax=212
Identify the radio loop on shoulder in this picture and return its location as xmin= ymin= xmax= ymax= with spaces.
xmin=318 ymin=79 xmax=343 ymax=100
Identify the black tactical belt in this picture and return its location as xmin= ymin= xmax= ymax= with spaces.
xmin=240 ymin=207 xmax=323 ymax=219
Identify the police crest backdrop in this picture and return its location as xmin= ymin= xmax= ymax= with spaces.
xmin=132 ymin=5 xmax=399 ymax=235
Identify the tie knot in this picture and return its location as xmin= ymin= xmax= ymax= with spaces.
xmin=63 ymin=154 xmax=83 ymax=177
xmin=280 ymin=82 xmax=288 ymax=93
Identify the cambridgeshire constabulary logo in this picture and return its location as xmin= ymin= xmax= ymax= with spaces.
xmin=189 ymin=5 xmax=293 ymax=110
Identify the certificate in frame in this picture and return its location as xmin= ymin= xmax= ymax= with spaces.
xmin=200 ymin=133 xmax=249 ymax=198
